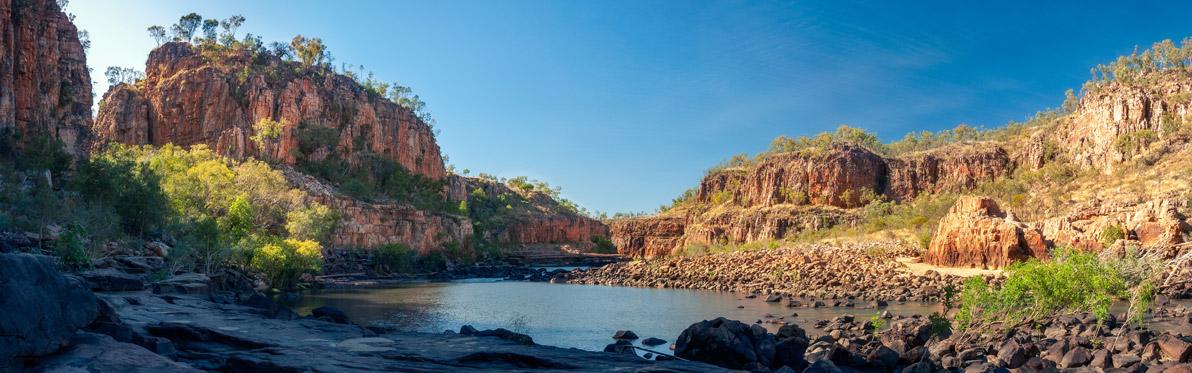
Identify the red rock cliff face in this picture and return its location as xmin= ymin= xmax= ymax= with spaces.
xmin=0 ymin=0 xmax=92 ymax=154
xmin=615 ymin=143 xmax=1013 ymax=258
xmin=285 ymin=170 xmax=471 ymax=254
xmin=1061 ymin=80 xmax=1192 ymax=171
xmin=94 ymin=42 xmax=444 ymax=180
xmin=925 ymin=195 xmax=1189 ymax=269
xmin=450 ymin=175 xmax=610 ymax=246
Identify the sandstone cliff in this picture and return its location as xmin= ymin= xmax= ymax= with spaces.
xmin=284 ymin=170 xmax=471 ymax=254
xmin=450 ymin=175 xmax=609 ymax=248
xmin=924 ymin=195 xmax=1189 ymax=269
xmin=94 ymin=42 xmax=444 ymax=180
xmin=1061 ymin=79 xmax=1192 ymax=172
xmin=0 ymin=0 xmax=93 ymax=154
xmin=614 ymin=142 xmax=1013 ymax=258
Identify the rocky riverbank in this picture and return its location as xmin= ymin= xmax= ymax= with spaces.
xmin=568 ymin=241 xmax=970 ymax=303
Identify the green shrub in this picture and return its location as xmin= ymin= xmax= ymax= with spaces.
xmin=249 ymin=238 xmax=323 ymax=290
xmin=1102 ymin=225 xmax=1125 ymax=248
xmin=373 ymin=243 xmax=414 ymax=275
xmin=417 ymin=251 xmax=446 ymax=272
xmin=70 ymin=144 xmax=169 ymax=236
xmin=285 ymin=204 xmax=339 ymax=243
xmin=954 ymin=248 xmax=1159 ymax=333
xmin=53 ymin=223 xmax=91 ymax=272
xmin=918 ymin=232 xmax=933 ymax=249
xmin=590 ymin=235 xmax=617 ymax=254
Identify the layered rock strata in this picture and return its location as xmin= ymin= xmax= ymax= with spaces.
xmin=924 ymin=195 xmax=1189 ymax=269
xmin=0 ymin=0 xmax=93 ymax=154
xmin=94 ymin=42 xmax=444 ymax=180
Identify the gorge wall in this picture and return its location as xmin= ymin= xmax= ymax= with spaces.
xmin=614 ymin=142 xmax=1013 ymax=258
xmin=93 ymin=42 xmax=445 ymax=180
xmin=0 ymin=0 xmax=93 ymax=154
xmin=614 ymin=77 xmax=1192 ymax=260
xmin=448 ymin=175 xmax=609 ymax=247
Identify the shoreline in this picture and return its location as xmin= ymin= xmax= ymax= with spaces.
xmin=567 ymin=241 xmax=976 ymax=303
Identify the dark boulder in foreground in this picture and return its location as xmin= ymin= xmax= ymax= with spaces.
xmin=0 ymin=253 xmax=98 ymax=362
xmin=674 ymin=317 xmax=809 ymax=370
xmin=642 ymin=337 xmax=667 ymax=346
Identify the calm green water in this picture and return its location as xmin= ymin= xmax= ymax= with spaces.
xmin=275 ymin=280 xmax=942 ymax=352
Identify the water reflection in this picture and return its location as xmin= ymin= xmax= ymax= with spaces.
xmin=276 ymin=281 xmax=943 ymax=352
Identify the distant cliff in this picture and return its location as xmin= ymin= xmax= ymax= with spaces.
xmin=0 ymin=0 xmax=93 ymax=154
xmin=613 ymin=69 xmax=1192 ymax=261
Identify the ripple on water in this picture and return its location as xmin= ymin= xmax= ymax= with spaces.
xmin=275 ymin=281 xmax=943 ymax=352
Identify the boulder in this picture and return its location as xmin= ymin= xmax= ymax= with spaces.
xmin=1060 ymin=347 xmax=1093 ymax=369
xmin=764 ymin=294 xmax=782 ymax=302
xmin=312 ymin=306 xmax=352 ymax=325
xmin=612 ymin=330 xmax=639 ymax=340
xmin=923 ymin=196 xmax=1047 ymax=269
xmin=642 ymin=337 xmax=667 ymax=346
xmin=0 ymin=253 xmax=98 ymax=362
xmin=80 ymin=268 xmax=145 ymax=291
xmin=152 ymin=273 xmax=211 ymax=295
xmin=1160 ymin=335 xmax=1192 ymax=363
xmin=675 ymin=317 xmax=776 ymax=369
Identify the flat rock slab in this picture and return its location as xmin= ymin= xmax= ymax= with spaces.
xmin=24 ymin=332 xmax=200 ymax=373
xmin=100 ymin=292 xmax=727 ymax=372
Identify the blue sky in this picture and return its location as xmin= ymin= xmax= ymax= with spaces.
xmin=71 ymin=0 xmax=1192 ymax=215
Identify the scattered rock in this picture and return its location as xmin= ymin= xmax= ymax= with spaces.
xmin=642 ymin=337 xmax=667 ymax=346
xmin=612 ymin=330 xmax=638 ymax=340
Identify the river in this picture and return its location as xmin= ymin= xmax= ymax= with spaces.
xmin=275 ymin=279 xmax=944 ymax=352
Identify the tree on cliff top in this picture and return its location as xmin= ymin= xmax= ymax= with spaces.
xmin=171 ymin=13 xmax=203 ymax=42
xmin=291 ymin=35 xmax=328 ymax=67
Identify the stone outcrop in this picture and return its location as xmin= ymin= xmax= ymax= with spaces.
xmin=1060 ymin=79 xmax=1192 ymax=171
xmin=284 ymin=169 xmax=471 ymax=254
xmin=925 ymin=195 xmax=1188 ymax=269
xmin=612 ymin=206 xmax=859 ymax=259
xmin=615 ymin=143 xmax=1011 ymax=258
xmin=94 ymin=41 xmax=444 ymax=180
xmin=923 ymin=196 xmax=1047 ymax=269
xmin=0 ymin=0 xmax=93 ymax=154
xmin=610 ymin=215 xmax=688 ymax=259
xmin=451 ymin=175 xmax=609 ymax=247
xmin=0 ymin=253 xmax=98 ymax=362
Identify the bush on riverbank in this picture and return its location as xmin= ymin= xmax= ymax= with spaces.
xmin=955 ymin=248 xmax=1160 ymax=333
xmin=250 ymin=238 xmax=323 ymax=290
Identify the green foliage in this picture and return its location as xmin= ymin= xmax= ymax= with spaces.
xmin=954 ymin=248 xmax=1160 ymax=333
xmin=1116 ymin=129 xmax=1158 ymax=155
xmin=868 ymin=313 xmax=887 ymax=338
xmin=250 ymin=117 xmax=287 ymax=151
xmin=918 ymin=232 xmax=933 ymax=249
xmin=296 ymin=123 xmax=340 ymax=156
xmin=52 ymin=223 xmax=91 ymax=272
xmin=1102 ymin=225 xmax=1126 ymax=248
xmin=286 ymin=204 xmax=339 ymax=243
xmin=71 ymin=145 xmax=169 ymax=236
xmin=250 ymin=238 xmax=323 ymax=290
xmin=590 ymin=235 xmax=617 ymax=254
xmin=1088 ymin=38 xmax=1192 ymax=86
xmin=373 ymin=243 xmax=414 ymax=275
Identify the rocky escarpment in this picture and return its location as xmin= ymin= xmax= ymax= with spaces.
xmin=285 ymin=170 xmax=471 ymax=254
xmin=94 ymin=41 xmax=444 ymax=180
xmin=0 ymin=0 xmax=93 ymax=154
xmin=449 ymin=175 xmax=609 ymax=248
xmin=922 ymin=196 xmax=1047 ymax=270
xmin=924 ymin=195 xmax=1190 ymax=271
xmin=1061 ymin=79 xmax=1192 ymax=172
xmin=613 ymin=206 xmax=857 ymax=259
xmin=614 ymin=143 xmax=1012 ymax=258
xmin=696 ymin=143 xmax=1011 ymax=210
